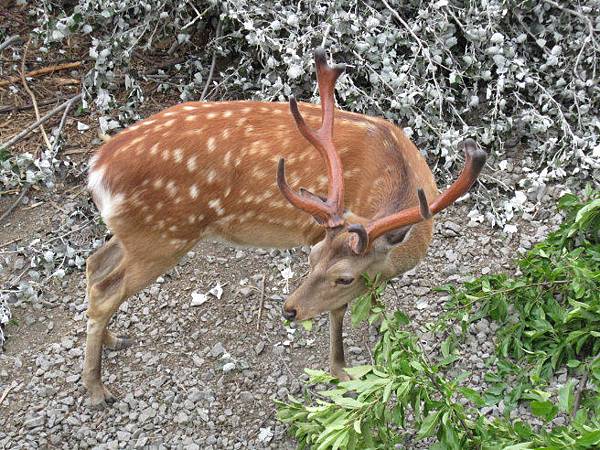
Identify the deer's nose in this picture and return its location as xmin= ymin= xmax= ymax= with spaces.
xmin=282 ymin=306 xmax=297 ymax=321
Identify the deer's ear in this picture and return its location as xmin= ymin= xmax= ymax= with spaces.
xmin=385 ymin=225 xmax=414 ymax=246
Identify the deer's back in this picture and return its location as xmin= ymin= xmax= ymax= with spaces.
xmin=88 ymin=101 xmax=435 ymax=249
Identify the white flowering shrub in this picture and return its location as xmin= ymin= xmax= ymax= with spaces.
xmin=9 ymin=0 xmax=600 ymax=223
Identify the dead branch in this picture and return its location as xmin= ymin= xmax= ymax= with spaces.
xmin=0 ymin=183 xmax=31 ymax=225
xmin=0 ymin=61 xmax=82 ymax=88
xmin=256 ymin=274 xmax=267 ymax=331
xmin=0 ymin=383 xmax=16 ymax=406
xmin=0 ymin=93 xmax=82 ymax=152
xmin=0 ymin=35 xmax=20 ymax=52
xmin=0 ymin=95 xmax=71 ymax=114
xmin=20 ymin=39 xmax=52 ymax=152
xmin=200 ymin=19 xmax=223 ymax=100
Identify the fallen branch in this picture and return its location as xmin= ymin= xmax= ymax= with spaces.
xmin=0 ymin=383 xmax=16 ymax=406
xmin=0 ymin=183 xmax=30 ymax=225
xmin=256 ymin=274 xmax=267 ymax=331
xmin=0 ymin=35 xmax=20 ymax=52
xmin=20 ymin=39 xmax=52 ymax=152
xmin=200 ymin=19 xmax=223 ymax=100
xmin=0 ymin=93 xmax=82 ymax=152
xmin=0 ymin=61 xmax=82 ymax=87
xmin=0 ymin=94 xmax=71 ymax=115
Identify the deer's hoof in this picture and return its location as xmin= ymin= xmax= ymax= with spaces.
xmin=87 ymin=385 xmax=116 ymax=409
xmin=330 ymin=366 xmax=352 ymax=382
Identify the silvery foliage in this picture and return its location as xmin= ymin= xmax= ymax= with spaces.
xmin=0 ymin=296 xmax=11 ymax=349
xmin=21 ymin=0 xmax=600 ymax=221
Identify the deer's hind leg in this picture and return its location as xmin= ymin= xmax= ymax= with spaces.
xmin=85 ymin=238 xmax=132 ymax=351
xmin=83 ymin=237 xmax=196 ymax=408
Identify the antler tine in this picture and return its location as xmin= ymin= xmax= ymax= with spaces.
xmin=281 ymin=48 xmax=346 ymax=228
xmin=277 ymin=158 xmax=332 ymax=226
xmin=350 ymin=139 xmax=487 ymax=254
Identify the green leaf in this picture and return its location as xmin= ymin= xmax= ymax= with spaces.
xmin=529 ymin=400 xmax=558 ymax=422
xmin=558 ymin=379 xmax=576 ymax=413
xmin=300 ymin=320 xmax=313 ymax=331
xmin=382 ymin=380 xmax=394 ymax=402
xmin=353 ymin=419 xmax=361 ymax=434
xmin=501 ymin=443 xmax=533 ymax=450
xmin=342 ymin=365 xmax=373 ymax=379
xmin=458 ymin=387 xmax=485 ymax=407
xmin=332 ymin=396 xmax=364 ymax=409
xmin=416 ymin=410 xmax=442 ymax=439
xmin=576 ymin=430 xmax=600 ymax=447
xmin=351 ymin=294 xmax=372 ymax=327
xmin=305 ymin=368 xmax=336 ymax=384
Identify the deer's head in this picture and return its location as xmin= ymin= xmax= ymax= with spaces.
xmin=279 ymin=49 xmax=486 ymax=321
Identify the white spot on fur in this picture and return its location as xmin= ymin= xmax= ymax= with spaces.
xmin=182 ymin=105 xmax=197 ymax=111
xmin=224 ymin=151 xmax=232 ymax=166
xmin=166 ymin=180 xmax=177 ymax=196
xmin=162 ymin=149 xmax=170 ymax=161
xmin=222 ymin=110 xmax=233 ymax=118
xmin=173 ymin=148 xmax=183 ymax=163
xmin=153 ymin=178 xmax=164 ymax=189
xmin=222 ymin=128 xmax=232 ymax=139
xmin=190 ymin=184 xmax=199 ymax=199
xmin=207 ymin=169 xmax=217 ymax=183
xmin=188 ymin=215 xmax=196 ymax=224
xmin=208 ymin=198 xmax=225 ymax=216
xmin=207 ymin=112 xmax=217 ymax=119
xmin=150 ymin=143 xmax=159 ymax=155
xmin=207 ymin=137 xmax=216 ymax=152
xmin=187 ymin=155 xmax=197 ymax=172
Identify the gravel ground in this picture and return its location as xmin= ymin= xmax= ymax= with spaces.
xmin=0 ymin=158 xmax=568 ymax=449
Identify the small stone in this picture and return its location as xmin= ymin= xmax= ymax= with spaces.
xmin=24 ymin=416 xmax=44 ymax=428
xmin=255 ymin=342 xmax=265 ymax=355
xmin=210 ymin=342 xmax=225 ymax=358
xmin=223 ymin=362 xmax=235 ymax=373
xmin=174 ymin=412 xmax=189 ymax=424
xmin=238 ymin=287 xmax=253 ymax=297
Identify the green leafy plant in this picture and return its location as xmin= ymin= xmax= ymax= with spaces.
xmin=277 ymin=191 xmax=600 ymax=449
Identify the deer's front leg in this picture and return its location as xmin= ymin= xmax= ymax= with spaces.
xmin=329 ymin=305 xmax=350 ymax=381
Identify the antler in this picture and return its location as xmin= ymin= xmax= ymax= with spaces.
xmin=349 ymin=139 xmax=487 ymax=254
xmin=277 ymin=48 xmax=346 ymax=228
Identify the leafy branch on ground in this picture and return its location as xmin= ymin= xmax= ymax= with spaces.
xmin=276 ymin=190 xmax=600 ymax=449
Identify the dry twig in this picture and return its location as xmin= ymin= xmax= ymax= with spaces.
xmin=200 ymin=19 xmax=223 ymax=100
xmin=0 ymin=93 xmax=82 ymax=152
xmin=256 ymin=274 xmax=267 ymax=331
xmin=0 ymin=35 xmax=20 ymax=52
xmin=19 ymin=39 xmax=52 ymax=152
xmin=0 ymin=94 xmax=71 ymax=115
xmin=0 ymin=184 xmax=31 ymax=225
xmin=0 ymin=61 xmax=82 ymax=87
xmin=0 ymin=383 xmax=16 ymax=406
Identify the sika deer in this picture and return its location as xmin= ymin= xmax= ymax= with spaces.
xmin=84 ymin=48 xmax=486 ymax=407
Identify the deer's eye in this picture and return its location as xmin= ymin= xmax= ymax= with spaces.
xmin=335 ymin=277 xmax=354 ymax=286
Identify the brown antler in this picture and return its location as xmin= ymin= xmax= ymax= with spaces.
xmin=277 ymin=48 xmax=346 ymax=228
xmin=349 ymin=139 xmax=487 ymax=254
